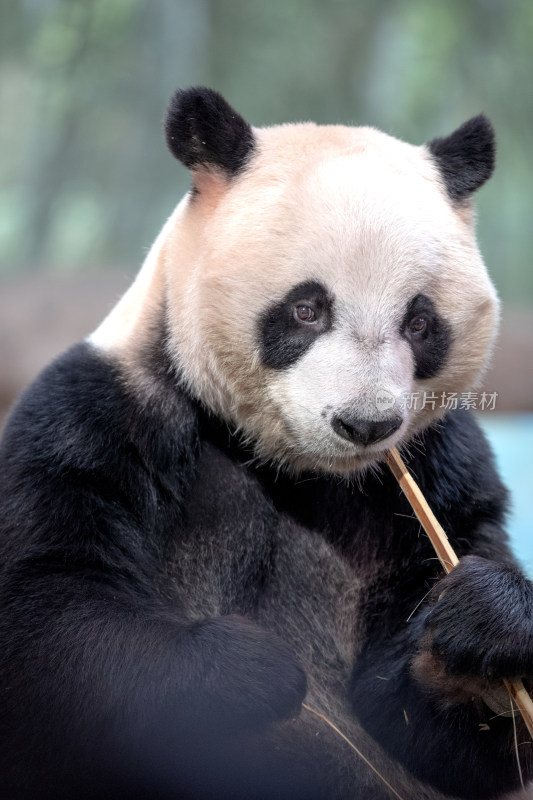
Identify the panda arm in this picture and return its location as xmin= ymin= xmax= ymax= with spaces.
xmin=351 ymin=409 xmax=533 ymax=797
xmin=0 ymin=343 xmax=306 ymax=799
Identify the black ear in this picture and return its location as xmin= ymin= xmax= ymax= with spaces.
xmin=164 ymin=87 xmax=255 ymax=177
xmin=427 ymin=115 xmax=495 ymax=202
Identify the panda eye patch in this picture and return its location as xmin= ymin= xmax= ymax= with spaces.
xmin=401 ymin=294 xmax=451 ymax=380
xmin=294 ymin=305 xmax=317 ymax=323
xmin=259 ymin=280 xmax=333 ymax=370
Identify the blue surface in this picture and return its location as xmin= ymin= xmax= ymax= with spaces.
xmin=478 ymin=414 xmax=533 ymax=576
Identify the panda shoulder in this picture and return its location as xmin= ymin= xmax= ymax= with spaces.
xmin=0 ymin=341 xmax=200 ymax=487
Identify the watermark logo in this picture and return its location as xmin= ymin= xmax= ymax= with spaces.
xmin=375 ymin=389 xmax=395 ymax=411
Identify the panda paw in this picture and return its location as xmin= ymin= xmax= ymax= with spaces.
xmin=414 ymin=556 xmax=533 ymax=693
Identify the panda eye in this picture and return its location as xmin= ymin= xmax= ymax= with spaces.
xmin=408 ymin=315 xmax=428 ymax=337
xmin=294 ymin=305 xmax=317 ymax=324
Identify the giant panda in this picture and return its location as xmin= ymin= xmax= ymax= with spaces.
xmin=0 ymin=87 xmax=532 ymax=800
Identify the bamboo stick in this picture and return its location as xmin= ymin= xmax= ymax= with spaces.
xmin=385 ymin=446 xmax=533 ymax=738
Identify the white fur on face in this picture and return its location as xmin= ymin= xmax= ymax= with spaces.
xmin=93 ymin=122 xmax=499 ymax=475
xmin=237 ymin=146 xmax=497 ymax=472
xmin=264 ymin=329 xmax=414 ymax=472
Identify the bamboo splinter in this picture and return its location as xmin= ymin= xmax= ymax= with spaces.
xmin=385 ymin=445 xmax=533 ymax=739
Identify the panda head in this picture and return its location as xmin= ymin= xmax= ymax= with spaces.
xmin=162 ymin=87 xmax=498 ymax=475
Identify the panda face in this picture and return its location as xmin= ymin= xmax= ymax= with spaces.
xmin=93 ymin=90 xmax=498 ymax=476
xmin=160 ymin=116 xmax=498 ymax=475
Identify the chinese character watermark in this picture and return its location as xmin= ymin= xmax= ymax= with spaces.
xmin=376 ymin=390 xmax=498 ymax=412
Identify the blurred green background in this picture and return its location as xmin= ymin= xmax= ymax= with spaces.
xmin=2 ymin=0 xmax=533 ymax=296
xmin=0 ymin=0 xmax=531 ymax=568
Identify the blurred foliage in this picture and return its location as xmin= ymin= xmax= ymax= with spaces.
xmin=1 ymin=0 xmax=532 ymax=304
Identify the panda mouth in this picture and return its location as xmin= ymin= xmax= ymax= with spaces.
xmin=314 ymin=414 xmax=409 ymax=474
xmin=255 ymin=396 xmax=408 ymax=474
xmin=304 ymin=446 xmax=393 ymax=476
xmin=287 ymin=424 xmax=406 ymax=475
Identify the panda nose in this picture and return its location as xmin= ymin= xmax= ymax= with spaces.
xmin=331 ymin=414 xmax=403 ymax=446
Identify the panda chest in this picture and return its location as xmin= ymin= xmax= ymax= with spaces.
xmin=165 ymin=445 xmax=363 ymax=662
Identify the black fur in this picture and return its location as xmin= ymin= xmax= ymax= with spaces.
xmin=428 ymin=114 xmax=495 ymax=202
xmin=258 ymin=281 xmax=333 ymax=370
xmin=164 ymin=87 xmax=255 ymax=176
xmin=0 ymin=344 xmax=310 ymax=799
xmin=401 ymin=293 xmax=452 ymax=379
xmin=0 ymin=343 xmax=532 ymax=799
xmin=424 ymin=554 xmax=533 ymax=680
xmin=350 ymin=412 xmax=532 ymax=797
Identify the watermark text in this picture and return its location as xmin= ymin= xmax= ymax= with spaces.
xmin=375 ymin=390 xmax=498 ymax=412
